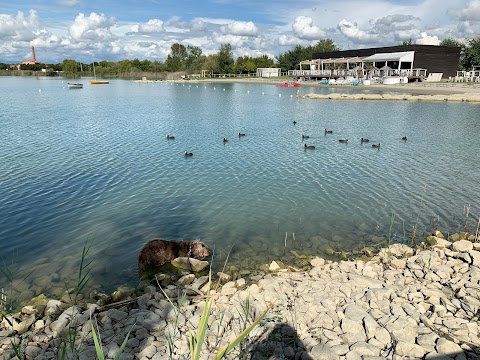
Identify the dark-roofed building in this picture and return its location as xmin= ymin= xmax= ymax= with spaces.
xmin=312 ymin=45 xmax=461 ymax=78
xmin=290 ymin=44 xmax=461 ymax=82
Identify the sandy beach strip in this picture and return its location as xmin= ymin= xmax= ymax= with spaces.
xmin=135 ymin=77 xmax=480 ymax=100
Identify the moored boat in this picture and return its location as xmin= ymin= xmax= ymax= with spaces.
xmin=275 ymin=81 xmax=301 ymax=87
xmin=89 ymin=80 xmax=109 ymax=85
xmin=67 ymin=83 xmax=83 ymax=88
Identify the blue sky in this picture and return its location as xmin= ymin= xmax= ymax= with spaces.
xmin=0 ymin=0 xmax=478 ymax=64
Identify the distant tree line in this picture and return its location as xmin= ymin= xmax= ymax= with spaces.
xmin=1 ymin=37 xmax=480 ymax=78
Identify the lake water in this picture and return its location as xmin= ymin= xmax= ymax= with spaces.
xmin=1 ymin=77 xmax=479 ymax=300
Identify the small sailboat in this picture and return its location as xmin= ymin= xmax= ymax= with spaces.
xmin=89 ymin=61 xmax=109 ymax=85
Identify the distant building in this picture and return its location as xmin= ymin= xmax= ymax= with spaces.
xmin=312 ymin=45 xmax=461 ymax=78
xmin=291 ymin=44 xmax=461 ymax=81
xmin=18 ymin=46 xmax=44 ymax=68
xmin=256 ymin=68 xmax=281 ymax=77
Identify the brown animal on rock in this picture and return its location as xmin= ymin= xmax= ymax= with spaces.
xmin=138 ymin=239 xmax=209 ymax=272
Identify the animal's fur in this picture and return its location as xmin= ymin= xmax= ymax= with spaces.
xmin=138 ymin=239 xmax=209 ymax=272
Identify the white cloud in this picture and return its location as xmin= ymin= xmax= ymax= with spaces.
xmin=415 ymin=32 xmax=440 ymax=45
xmin=337 ymin=19 xmax=383 ymax=44
xmin=292 ymin=16 xmax=326 ymax=40
xmin=68 ymin=12 xmax=117 ymax=42
xmin=0 ymin=10 xmax=40 ymax=41
xmin=191 ymin=19 xmax=207 ymax=32
xmin=448 ymin=0 xmax=480 ymax=22
xmin=220 ymin=21 xmax=258 ymax=36
xmin=278 ymin=34 xmax=304 ymax=46
xmin=136 ymin=19 xmax=165 ymax=34
xmin=212 ymin=33 xmax=247 ymax=47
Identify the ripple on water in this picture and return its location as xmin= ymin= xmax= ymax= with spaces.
xmin=0 ymin=78 xmax=479 ymax=297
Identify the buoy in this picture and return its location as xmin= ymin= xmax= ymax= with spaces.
xmin=223 ymin=88 xmax=225 ymax=91
xmin=247 ymin=90 xmax=250 ymax=93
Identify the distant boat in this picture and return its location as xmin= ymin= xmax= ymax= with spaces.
xmin=89 ymin=61 xmax=109 ymax=85
xmin=67 ymin=83 xmax=83 ymax=89
xmin=275 ymin=82 xmax=301 ymax=87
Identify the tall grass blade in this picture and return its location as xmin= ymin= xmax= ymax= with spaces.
xmin=215 ymin=304 xmax=273 ymax=359
xmin=91 ymin=318 xmax=105 ymax=360
xmin=114 ymin=323 xmax=135 ymax=360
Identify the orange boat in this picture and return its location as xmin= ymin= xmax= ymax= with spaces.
xmin=275 ymin=82 xmax=301 ymax=87
xmin=90 ymin=61 xmax=109 ymax=85
xmin=90 ymin=80 xmax=109 ymax=85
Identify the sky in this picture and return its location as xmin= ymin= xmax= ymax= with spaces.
xmin=0 ymin=0 xmax=479 ymax=64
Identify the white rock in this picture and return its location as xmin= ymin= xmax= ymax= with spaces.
xmin=311 ymin=257 xmax=326 ymax=267
xmin=374 ymin=327 xmax=391 ymax=346
xmin=269 ymin=260 xmax=281 ymax=271
xmin=176 ymin=274 xmax=195 ymax=286
xmin=470 ymin=250 xmax=480 ymax=267
xmin=430 ymin=237 xmax=452 ymax=249
xmin=388 ymin=244 xmax=414 ymax=258
xmin=349 ymin=341 xmax=380 ymax=356
xmin=348 ymin=274 xmax=384 ymax=289
xmin=345 ymin=351 xmax=362 ymax=360
xmin=171 ymin=257 xmax=209 ymax=272
xmin=452 ymin=240 xmax=473 ymax=253
xmin=395 ymin=341 xmax=428 ymax=358
xmin=310 ymin=343 xmax=339 ymax=360
xmin=435 ymin=337 xmax=463 ymax=355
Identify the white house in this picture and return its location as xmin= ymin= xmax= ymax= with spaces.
xmin=256 ymin=68 xmax=281 ymax=77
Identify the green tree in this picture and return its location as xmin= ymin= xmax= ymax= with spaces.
xmin=440 ymin=38 xmax=464 ymax=48
xmin=400 ymin=38 xmax=413 ymax=45
xmin=61 ymin=59 xmax=81 ymax=75
xmin=165 ymin=43 xmax=187 ymax=71
xmin=203 ymin=54 xmax=218 ymax=74
xmin=253 ymin=55 xmax=275 ymax=69
xmin=186 ymin=45 xmax=203 ymax=72
xmin=462 ymin=37 xmax=480 ymax=70
xmin=276 ymin=45 xmax=308 ymax=71
xmin=311 ymin=39 xmax=339 ymax=54
xmin=217 ymin=43 xmax=234 ymax=74
xmin=276 ymin=39 xmax=338 ymax=71
xmin=235 ymin=56 xmax=256 ymax=74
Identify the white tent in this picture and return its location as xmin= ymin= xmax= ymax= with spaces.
xmin=363 ymin=51 xmax=414 ymax=70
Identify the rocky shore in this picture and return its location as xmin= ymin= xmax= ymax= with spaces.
xmin=302 ymin=92 xmax=480 ymax=103
xmin=1 ymin=231 xmax=479 ymax=360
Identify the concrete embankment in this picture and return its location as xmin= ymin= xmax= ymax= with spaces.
xmin=1 ymin=232 xmax=480 ymax=359
xmin=303 ymin=92 xmax=480 ymax=102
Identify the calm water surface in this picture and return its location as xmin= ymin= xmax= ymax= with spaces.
xmin=1 ymin=77 xmax=479 ymax=297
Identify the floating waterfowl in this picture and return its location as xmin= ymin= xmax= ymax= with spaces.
xmin=184 ymin=151 xmax=193 ymax=157
xmin=223 ymin=137 xmax=228 ymax=142
xmin=372 ymin=143 xmax=381 ymax=148
xmin=304 ymin=144 xmax=315 ymax=149
xmin=361 ymin=137 xmax=369 ymax=143
xmin=293 ymin=121 xmax=297 ymax=125
xmin=166 ymin=135 xmax=175 ymax=140
xmin=325 ymin=129 xmax=333 ymax=134
xmin=302 ymin=135 xmax=310 ymax=139
xmin=238 ymin=133 xmax=246 ymax=137
xmin=402 ymin=136 xmax=407 ymax=141
xmin=339 ymin=139 xmax=349 ymax=143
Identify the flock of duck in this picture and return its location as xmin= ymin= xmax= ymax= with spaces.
xmin=166 ymin=126 xmax=407 ymax=157
xmin=301 ymin=124 xmax=407 ymax=150
xmin=165 ymin=132 xmax=248 ymax=157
